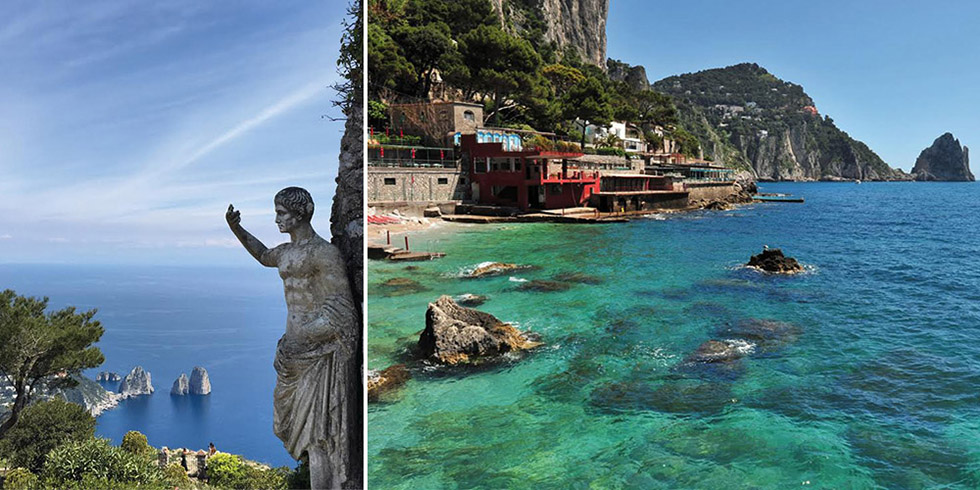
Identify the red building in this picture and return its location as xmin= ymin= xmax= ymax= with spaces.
xmin=462 ymin=134 xmax=688 ymax=212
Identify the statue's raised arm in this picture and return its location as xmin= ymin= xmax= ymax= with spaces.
xmin=226 ymin=204 xmax=277 ymax=267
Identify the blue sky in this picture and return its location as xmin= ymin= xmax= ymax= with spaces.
xmin=0 ymin=1 xmax=349 ymax=266
xmin=608 ymin=0 xmax=980 ymax=171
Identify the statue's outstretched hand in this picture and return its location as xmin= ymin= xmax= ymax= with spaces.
xmin=226 ymin=204 xmax=241 ymax=228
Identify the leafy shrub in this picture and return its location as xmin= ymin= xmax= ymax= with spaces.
xmin=0 ymin=399 xmax=95 ymax=473
xmin=120 ymin=431 xmax=155 ymax=461
xmin=207 ymin=453 xmax=287 ymax=490
xmin=368 ymin=99 xmax=389 ymax=128
xmin=42 ymin=437 xmax=159 ymax=487
xmin=161 ymin=463 xmax=193 ymax=489
xmin=596 ymin=147 xmax=627 ymax=157
xmin=3 ymin=467 xmax=39 ymax=490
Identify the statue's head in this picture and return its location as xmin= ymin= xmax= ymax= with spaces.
xmin=274 ymin=187 xmax=314 ymax=233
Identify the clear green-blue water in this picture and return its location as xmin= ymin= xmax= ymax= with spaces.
xmin=368 ymin=182 xmax=980 ymax=489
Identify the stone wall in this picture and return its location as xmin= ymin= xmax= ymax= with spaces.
xmin=685 ymin=181 xmax=737 ymax=202
xmin=368 ymin=168 xmax=466 ymax=204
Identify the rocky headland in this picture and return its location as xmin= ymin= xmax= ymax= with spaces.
xmin=911 ymin=132 xmax=974 ymax=181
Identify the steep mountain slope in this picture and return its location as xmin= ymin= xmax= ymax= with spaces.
xmin=654 ymin=63 xmax=907 ymax=181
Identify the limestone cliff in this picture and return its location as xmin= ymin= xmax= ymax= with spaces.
xmin=118 ymin=366 xmax=153 ymax=398
xmin=607 ymin=58 xmax=649 ymax=91
xmin=912 ymin=133 xmax=974 ymax=181
xmin=654 ymin=63 xmax=908 ymax=181
xmin=490 ymin=0 xmax=609 ymax=68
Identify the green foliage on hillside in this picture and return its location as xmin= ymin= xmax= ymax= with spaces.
xmin=368 ymin=0 xmax=699 ymax=156
xmin=0 ymin=399 xmax=95 ymax=474
xmin=654 ymin=63 xmax=897 ymax=177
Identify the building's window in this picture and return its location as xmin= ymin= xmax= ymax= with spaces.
xmin=515 ymin=161 xmax=522 ymax=171
xmin=384 ymin=178 xmax=396 ymax=185
xmin=437 ymin=178 xmax=449 ymax=185
xmin=463 ymin=110 xmax=475 ymax=122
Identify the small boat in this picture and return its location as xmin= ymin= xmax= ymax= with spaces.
xmin=752 ymin=195 xmax=804 ymax=203
xmin=855 ymin=180 xmax=862 ymax=184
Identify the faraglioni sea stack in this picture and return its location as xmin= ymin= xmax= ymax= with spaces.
xmin=118 ymin=366 xmax=154 ymax=398
xmin=189 ymin=366 xmax=211 ymax=395
xmin=912 ymin=133 xmax=975 ymax=181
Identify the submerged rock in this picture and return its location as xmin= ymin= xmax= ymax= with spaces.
xmin=703 ymin=200 xmax=734 ymax=211
xmin=454 ymin=293 xmax=488 ymax=307
xmin=466 ymin=262 xmax=531 ymax=278
xmin=418 ymin=295 xmax=542 ymax=365
xmin=378 ymin=277 xmax=429 ymax=296
xmin=171 ymin=374 xmax=189 ymax=395
xmin=685 ymin=340 xmax=751 ymax=364
xmin=517 ymin=280 xmax=572 ymax=292
xmin=96 ymin=371 xmax=121 ymax=382
xmin=189 ymin=367 xmax=211 ymax=395
xmin=590 ymin=379 xmax=735 ymax=416
xmin=746 ymin=248 xmax=804 ymax=274
xmin=118 ymin=366 xmax=154 ymax=398
xmin=552 ymin=271 xmax=603 ymax=285
xmin=718 ymin=319 xmax=800 ymax=352
xmin=367 ymin=364 xmax=411 ymax=403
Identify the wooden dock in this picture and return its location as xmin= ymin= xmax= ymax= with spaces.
xmin=368 ymin=244 xmax=445 ymax=261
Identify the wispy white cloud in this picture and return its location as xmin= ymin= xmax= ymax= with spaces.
xmin=0 ymin=234 xmax=11 ymax=240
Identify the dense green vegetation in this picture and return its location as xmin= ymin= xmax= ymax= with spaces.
xmin=368 ymin=0 xmax=697 ymax=156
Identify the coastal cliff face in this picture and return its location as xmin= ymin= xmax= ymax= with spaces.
xmin=607 ymin=59 xmax=649 ymax=91
xmin=654 ymin=63 xmax=908 ymax=181
xmin=490 ymin=0 xmax=609 ymax=68
xmin=912 ymin=133 xmax=974 ymax=181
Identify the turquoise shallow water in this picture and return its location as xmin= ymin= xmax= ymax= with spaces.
xmin=368 ymin=182 xmax=980 ymax=489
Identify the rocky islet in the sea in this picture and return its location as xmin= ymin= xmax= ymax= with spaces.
xmin=418 ymin=295 xmax=542 ymax=365
xmin=189 ymin=366 xmax=211 ymax=395
xmin=465 ymin=262 xmax=532 ymax=278
xmin=746 ymin=248 xmax=804 ymax=274
xmin=911 ymin=132 xmax=974 ymax=181
xmin=96 ymin=371 xmax=121 ymax=382
xmin=454 ymin=293 xmax=488 ymax=307
xmin=170 ymin=367 xmax=211 ymax=396
xmin=118 ymin=366 xmax=154 ymax=398
xmin=171 ymin=373 xmax=189 ymax=395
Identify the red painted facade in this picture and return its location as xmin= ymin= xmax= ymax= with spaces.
xmin=462 ymin=134 xmax=685 ymax=212
xmin=462 ymin=134 xmax=599 ymax=211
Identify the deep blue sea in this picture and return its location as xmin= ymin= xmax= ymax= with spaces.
xmin=368 ymin=182 xmax=980 ymax=489
xmin=0 ymin=264 xmax=295 ymax=468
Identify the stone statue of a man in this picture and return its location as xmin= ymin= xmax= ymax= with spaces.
xmin=226 ymin=187 xmax=357 ymax=489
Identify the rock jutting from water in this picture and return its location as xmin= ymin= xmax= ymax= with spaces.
xmin=379 ymin=277 xmax=429 ymax=296
xmin=171 ymin=373 xmax=189 ymax=395
xmin=454 ymin=293 xmax=488 ymax=307
xmin=911 ymin=132 xmax=974 ymax=181
xmin=746 ymin=248 xmax=804 ymax=274
xmin=418 ymin=295 xmax=542 ymax=365
xmin=466 ymin=262 xmax=531 ymax=278
xmin=96 ymin=371 xmax=121 ymax=382
xmin=367 ymin=364 xmax=410 ymax=403
xmin=118 ymin=366 xmax=154 ymax=398
xmin=189 ymin=367 xmax=211 ymax=395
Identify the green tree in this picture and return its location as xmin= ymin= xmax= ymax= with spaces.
xmin=0 ymin=290 xmax=104 ymax=437
xmin=0 ymin=398 xmax=95 ymax=473
xmin=562 ymin=76 xmax=613 ymax=147
xmin=367 ymin=23 xmax=414 ymax=97
xmin=456 ymin=25 xmax=544 ymax=125
xmin=391 ymin=22 xmax=454 ymax=98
